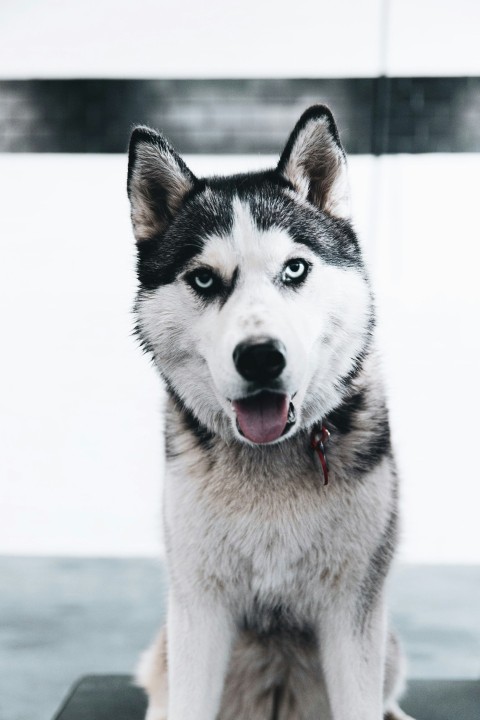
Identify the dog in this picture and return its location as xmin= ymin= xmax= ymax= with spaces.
xmin=127 ymin=105 xmax=413 ymax=720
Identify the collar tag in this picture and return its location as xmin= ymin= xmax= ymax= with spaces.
xmin=311 ymin=425 xmax=330 ymax=485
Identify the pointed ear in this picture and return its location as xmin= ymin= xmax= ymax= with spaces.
xmin=277 ymin=105 xmax=350 ymax=219
xmin=127 ymin=127 xmax=197 ymax=243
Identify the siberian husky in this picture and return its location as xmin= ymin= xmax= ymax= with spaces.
xmin=127 ymin=106 xmax=413 ymax=720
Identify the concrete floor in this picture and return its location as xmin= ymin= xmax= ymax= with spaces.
xmin=1 ymin=558 xmax=479 ymax=720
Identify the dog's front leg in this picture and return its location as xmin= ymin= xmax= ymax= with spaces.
xmin=167 ymin=591 xmax=233 ymax=720
xmin=319 ymin=597 xmax=386 ymax=720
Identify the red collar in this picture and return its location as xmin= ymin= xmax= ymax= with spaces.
xmin=310 ymin=425 xmax=330 ymax=485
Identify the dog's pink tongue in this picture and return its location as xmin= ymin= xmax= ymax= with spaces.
xmin=233 ymin=392 xmax=289 ymax=444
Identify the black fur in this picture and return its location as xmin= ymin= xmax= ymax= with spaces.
xmin=241 ymin=597 xmax=316 ymax=644
xmin=353 ymin=411 xmax=391 ymax=473
xmin=218 ymin=267 xmax=239 ymax=308
xmin=181 ymin=406 xmax=216 ymax=452
xmin=247 ymin=188 xmax=362 ymax=269
xmin=328 ymin=390 xmax=366 ymax=435
xmin=135 ymin=185 xmax=234 ymax=289
xmin=326 ymin=379 xmax=392 ymax=478
xmin=136 ymin=177 xmax=363 ymax=291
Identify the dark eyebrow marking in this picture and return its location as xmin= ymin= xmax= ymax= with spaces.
xmin=218 ymin=266 xmax=239 ymax=308
xmin=184 ymin=264 xmax=240 ymax=307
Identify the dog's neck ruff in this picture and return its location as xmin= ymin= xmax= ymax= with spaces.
xmin=310 ymin=424 xmax=330 ymax=485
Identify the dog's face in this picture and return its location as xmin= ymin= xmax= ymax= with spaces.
xmin=128 ymin=106 xmax=373 ymax=445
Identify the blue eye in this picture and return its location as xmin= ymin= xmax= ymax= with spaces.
xmin=187 ymin=268 xmax=222 ymax=298
xmin=282 ymin=259 xmax=309 ymax=284
xmin=194 ymin=271 xmax=214 ymax=289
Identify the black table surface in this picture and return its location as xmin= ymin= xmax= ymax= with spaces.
xmin=53 ymin=674 xmax=480 ymax=720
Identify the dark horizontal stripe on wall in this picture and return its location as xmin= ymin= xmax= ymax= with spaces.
xmin=0 ymin=78 xmax=479 ymax=154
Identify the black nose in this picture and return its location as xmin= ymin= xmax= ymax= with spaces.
xmin=233 ymin=338 xmax=287 ymax=383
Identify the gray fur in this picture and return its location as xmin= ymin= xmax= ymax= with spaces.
xmin=357 ymin=502 xmax=399 ymax=632
xmin=128 ymin=106 xmax=414 ymax=720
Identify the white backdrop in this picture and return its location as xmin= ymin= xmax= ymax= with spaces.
xmin=1 ymin=152 xmax=479 ymax=562
xmin=1 ymin=0 xmax=480 ymax=562
xmin=1 ymin=0 xmax=480 ymax=77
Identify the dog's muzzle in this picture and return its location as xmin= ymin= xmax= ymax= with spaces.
xmin=233 ymin=338 xmax=286 ymax=383
xmin=231 ymin=338 xmax=296 ymax=444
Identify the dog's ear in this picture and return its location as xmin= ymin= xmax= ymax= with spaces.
xmin=277 ymin=105 xmax=350 ymax=219
xmin=127 ymin=127 xmax=197 ymax=243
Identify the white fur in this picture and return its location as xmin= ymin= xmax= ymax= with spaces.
xmin=137 ymin=198 xmax=372 ymax=443
xmin=144 ymin=433 xmax=399 ymax=720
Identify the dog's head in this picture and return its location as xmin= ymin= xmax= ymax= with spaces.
xmin=128 ymin=106 xmax=373 ymax=445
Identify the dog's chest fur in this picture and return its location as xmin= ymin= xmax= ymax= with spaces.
xmin=163 ymin=393 xmax=396 ymax=631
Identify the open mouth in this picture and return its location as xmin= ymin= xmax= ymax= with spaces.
xmin=232 ymin=391 xmax=297 ymax=444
